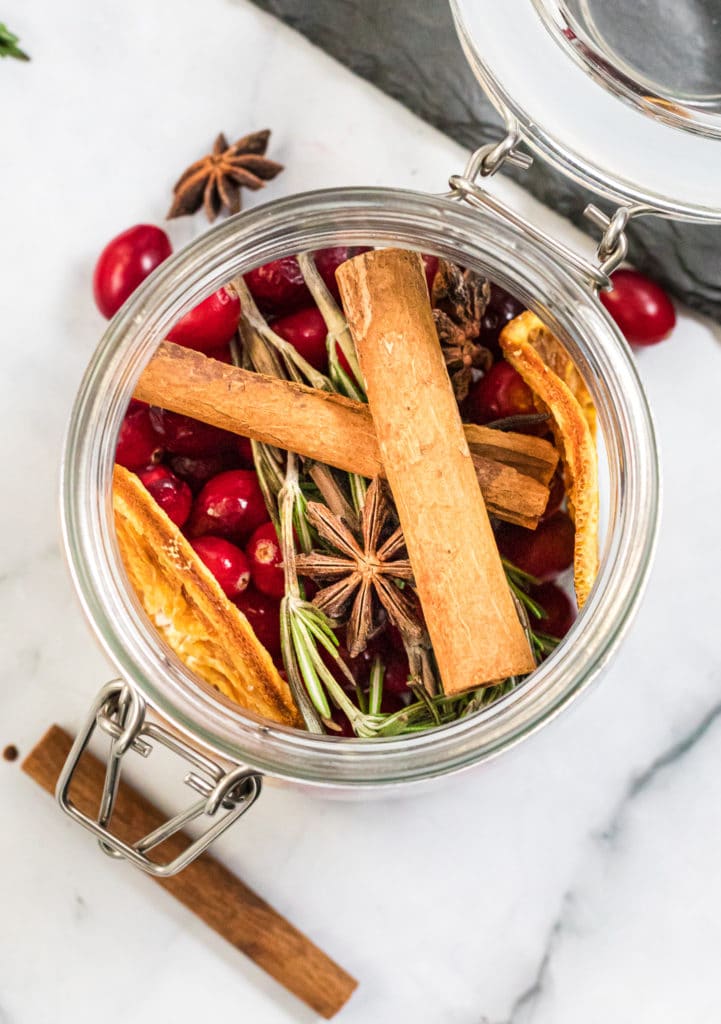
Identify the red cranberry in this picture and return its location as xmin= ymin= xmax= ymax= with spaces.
xmin=245 ymin=247 xmax=368 ymax=314
xmin=334 ymin=342 xmax=361 ymax=385
xmin=203 ymin=343 xmax=234 ymax=364
xmin=314 ymin=246 xmax=370 ymax=300
xmin=599 ymin=269 xmax=676 ymax=346
xmin=379 ymin=692 xmax=407 ymax=715
xmin=167 ymin=451 xmax=235 ymax=493
xmin=478 ymin=284 xmax=526 ymax=349
xmin=232 ymin=586 xmax=281 ymax=654
xmin=329 ymin=708 xmax=356 ymax=738
xmin=464 ymin=361 xmax=535 ymax=424
xmin=529 ymin=581 xmax=576 ymax=639
xmin=422 ymin=254 xmax=439 ymax=293
xmin=148 ymin=407 xmax=236 ymax=458
xmin=188 ymin=469 xmax=267 ymax=542
xmin=497 ymin=511 xmax=575 ymax=581
xmin=245 ymin=522 xmax=285 ymax=598
xmin=272 ymin=307 xmax=328 ymax=372
xmin=191 ymin=536 xmax=251 ymax=598
xmin=93 ymin=225 xmax=172 ymax=318
xmin=235 ymin=436 xmax=254 ymax=467
xmin=383 ymin=650 xmax=412 ymax=696
xmin=137 ymin=464 xmax=192 ymax=528
xmin=245 ymin=256 xmax=307 ymax=313
xmin=344 ymin=632 xmax=388 ymax=686
xmin=167 ymin=287 xmax=241 ymax=353
xmin=115 ymin=404 xmax=163 ymax=471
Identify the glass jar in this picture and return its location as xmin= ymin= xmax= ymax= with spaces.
xmin=61 ymin=187 xmax=658 ymax=850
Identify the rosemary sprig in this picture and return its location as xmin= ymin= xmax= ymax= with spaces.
xmin=503 ymin=557 xmax=546 ymax=620
xmin=234 ymin=275 xmax=334 ymax=391
xmin=0 ymin=23 xmax=29 ymax=61
xmin=325 ymin=328 xmax=368 ymax=512
xmin=368 ymin=655 xmax=384 ymax=716
xmin=531 ymin=632 xmax=561 ymax=658
xmin=234 ymin=273 xmax=554 ymax=738
xmin=297 ymin=252 xmax=363 ymax=386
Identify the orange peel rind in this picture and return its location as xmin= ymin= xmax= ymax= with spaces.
xmin=500 ymin=312 xmax=599 ymax=607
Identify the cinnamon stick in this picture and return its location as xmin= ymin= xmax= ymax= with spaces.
xmin=135 ymin=342 xmax=557 ymax=528
xmin=336 ymin=249 xmax=535 ymax=694
xmin=22 ymin=726 xmax=357 ymax=1019
xmin=464 ymin=423 xmax=557 ymax=486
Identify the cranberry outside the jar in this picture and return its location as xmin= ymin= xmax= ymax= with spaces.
xmin=600 ymin=269 xmax=676 ymax=346
xmin=93 ymin=225 xmax=172 ymax=318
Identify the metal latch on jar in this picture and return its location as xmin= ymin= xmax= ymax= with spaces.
xmin=446 ymin=120 xmax=654 ymax=292
xmin=56 ymin=680 xmax=262 ymax=877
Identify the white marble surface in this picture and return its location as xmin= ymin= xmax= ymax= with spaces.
xmin=2 ymin=2 xmax=721 ymax=1022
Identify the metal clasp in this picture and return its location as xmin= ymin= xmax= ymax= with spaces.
xmin=447 ymin=121 xmax=653 ymax=291
xmin=56 ymin=680 xmax=262 ymax=877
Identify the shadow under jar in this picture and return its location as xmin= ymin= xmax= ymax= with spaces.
xmin=60 ymin=188 xmax=659 ymax=875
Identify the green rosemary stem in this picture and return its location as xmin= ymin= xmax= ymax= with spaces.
xmin=278 ymin=453 xmax=303 ymax=598
xmin=507 ymin=576 xmax=546 ymax=620
xmin=287 ymin=610 xmax=332 ymax=719
xmin=251 ymin=440 xmax=284 ymax=531
xmin=278 ymin=455 xmax=366 ymax=731
xmin=275 ymin=455 xmax=325 ymax=730
xmin=280 ymin=601 xmax=325 ymax=732
xmin=532 ymin=632 xmax=561 ymax=657
xmin=348 ymin=474 xmax=368 ymax=517
xmin=325 ymin=340 xmax=368 ymax=514
xmin=502 ymin=556 xmax=547 ymax=621
xmin=502 ymin=557 xmax=541 ymax=589
xmin=292 ymin=487 xmax=314 ymax=555
xmin=297 ymin=252 xmax=364 ymax=386
xmin=328 ymin=348 xmax=366 ymax=403
xmin=368 ymin=655 xmax=385 ymax=716
xmin=233 ymin=276 xmax=334 ymax=391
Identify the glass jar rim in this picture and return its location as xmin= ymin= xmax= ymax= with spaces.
xmin=61 ymin=186 xmax=659 ymax=788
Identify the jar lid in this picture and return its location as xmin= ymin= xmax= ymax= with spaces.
xmin=451 ymin=0 xmax=721 ymax=221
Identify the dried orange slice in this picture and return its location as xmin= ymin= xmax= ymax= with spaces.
xmin=113 ymin=464 xmax=302 ymax=727
xmin=511 ymin=312 xmax=596 ymax=436
xmin=500 ymin=312 xmax=599 ymax=607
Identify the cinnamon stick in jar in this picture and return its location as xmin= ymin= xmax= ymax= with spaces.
xmin=336 ymin=248 xmax=535 ymax=694
xmin=135 ymin=343 xmax=557 ymax=528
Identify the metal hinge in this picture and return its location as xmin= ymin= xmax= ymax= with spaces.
xmin=56 ymin=680 xmax=262 ymax=877
xmin=447 ymin=121 xmax=652 ymax=291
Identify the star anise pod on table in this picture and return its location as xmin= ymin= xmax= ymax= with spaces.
xmin=432 ymin=259 xmax=493 ymax=401
xmin=168 ymin=130 xmax=283 ymax=222
xmin=295 ymin=478 xmax=423 ymax=657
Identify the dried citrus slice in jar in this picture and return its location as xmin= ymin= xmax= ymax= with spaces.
xmin=500 ymin=311 xmax=599 ymax=607
xmin=113 ymin=464 xmax=301 ymax=727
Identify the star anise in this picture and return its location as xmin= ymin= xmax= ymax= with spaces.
xmin=431 ymin=259 xmax=493 ymax=401
xmin=168 ymin=130 xmax=283 ymax=222
xmin=295 ymin=478 xmax=423 ymax=657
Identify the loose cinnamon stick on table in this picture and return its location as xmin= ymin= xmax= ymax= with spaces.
xmin=336 ymin=249 xmax=535 ymax=694
xmin=22 ymin=726 xmax=357 ymax=1019
xmin=135 ymin=342 xmax=557 ymax=528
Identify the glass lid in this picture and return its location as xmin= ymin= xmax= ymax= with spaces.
xmin=451 ymin=0 xmax=721 ymax=221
